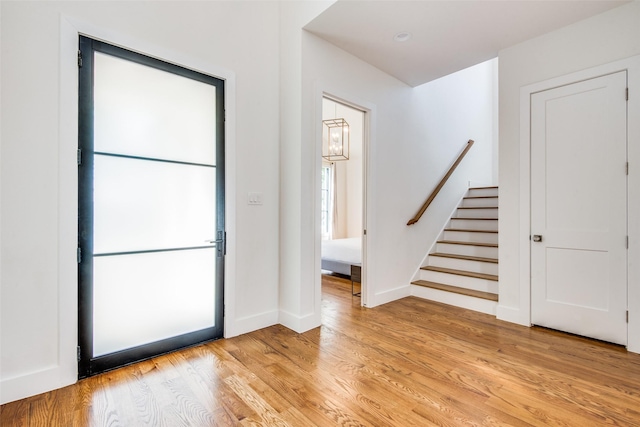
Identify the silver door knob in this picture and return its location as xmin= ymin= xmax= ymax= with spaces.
xmin=532 ymin=235 xmax=543 ymax=242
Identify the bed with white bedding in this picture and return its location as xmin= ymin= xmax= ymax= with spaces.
xmin=321 ymin=237 xmax=361 ymax=276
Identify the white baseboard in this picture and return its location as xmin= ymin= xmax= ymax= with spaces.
xmin=278 ymin=309 xmax=321 ymax=334
xmin=366 ymin=284 xmax=411 ymax=308
xmin=496 ymin=304 xmax=529 ymax=326
xmin=628 ymin=333 xmax=640 ymax=355
xmin=225 ymin=310 xmax=279 ymax=338
xmin=0 ymin=365 xmax=76 ymax=405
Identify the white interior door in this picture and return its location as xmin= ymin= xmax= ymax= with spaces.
xmin=531 ymin=71 xmax=628 ymax=345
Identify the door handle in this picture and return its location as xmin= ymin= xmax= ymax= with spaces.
xmin=532 ymin=235 xmax=543 ymax=242
xmin=207 ymin=231 xmax=226 ymax=256
xmin=206 ymin=231 xmax=225 ymax=245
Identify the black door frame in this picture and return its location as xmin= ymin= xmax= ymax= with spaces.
xmin=77 ymin=36 xmax=225 ymax=378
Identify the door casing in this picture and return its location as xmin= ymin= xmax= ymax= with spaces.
xmin=515 ymin=55 xmax=640 ymax=353
xmin=529 ymin=71 xmax=628 ymax=345
xmin=38 ymin=16 xmax=238 ymax=397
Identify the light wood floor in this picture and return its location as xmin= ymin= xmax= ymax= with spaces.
xmin=2 ymin=275 xmax=640 ymax=426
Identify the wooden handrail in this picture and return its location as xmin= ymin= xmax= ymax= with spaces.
xmin=407 ymin=139 xmax=474 ymax=226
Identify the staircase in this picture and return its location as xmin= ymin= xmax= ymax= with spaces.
xmin=411 ymin=186 xmax=498 ymax=315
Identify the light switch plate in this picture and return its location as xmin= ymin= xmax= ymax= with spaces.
xmin=248 ymin=192 xmax=263 ymax=205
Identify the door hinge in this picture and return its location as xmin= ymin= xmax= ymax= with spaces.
xmin=78 ymin=50 xmax=83 ymax=68
xmin=77 ymin=148 xmax=82 ymax=166
xmin=626 ymin=162 xmax=629 ymax=176
xmin=627 ymin=311 xmax=629 ymax=323
xmin=77 ymin=247 xmax=82 ymax=264
xmin=626 ymin=87 xmax=629 ymax=101
xmin=77 ymin=346 xmax=81 ymax=361
xmin=626 ymin=236 xmax=629 ymax=249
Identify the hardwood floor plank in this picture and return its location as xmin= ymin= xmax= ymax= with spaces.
xmin=318 ymin=305 xmax=519 ymax=425
xmin=249 ymin=328 xmax=402 ymax=427
xmin=223 ymin=374 xmax=290 ymax=427
xmin=317 ymin=313 xmax=513 ymax=425
xmin=2 ymin=274 xmax=640 ymax=426
xmin=210 ymin=407 xmax=236 ymax=427
xmin=165 ymin=351 xmax=221 ymax=415
xmin=0 ymin=398 xmax=28 ymax=427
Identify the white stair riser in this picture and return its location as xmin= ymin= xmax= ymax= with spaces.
xmin=436 ymin=242 xmax=498 ymax=258
xmin=460 ymin=197 xmax=498 ymax=207
xmin=449 ymin=218 xmax=498 ymax=231
xmin=419 ymin=269 xmax=498 ymax=293
xmin=443 ymin=230 xmax=498 ymax=244
xmin=411 ymin=285 xmax=498 ymax=316
xmin=428 ymin=256 xmax=498 ymax=275
xmin=455 ymin=208 xmax=498 ymax=219
xmin=467 ymin=188 xmax=498 ymax=198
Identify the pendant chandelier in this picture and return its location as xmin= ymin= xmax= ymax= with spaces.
xmin=322 ymin=118 xmax=350 ymax=161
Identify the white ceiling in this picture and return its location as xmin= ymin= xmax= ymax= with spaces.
xmin=304 ymin=0 xmax=629 ymax=87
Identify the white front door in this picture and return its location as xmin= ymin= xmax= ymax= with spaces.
xmin=531 ymin=71 xmax=628 ymax=345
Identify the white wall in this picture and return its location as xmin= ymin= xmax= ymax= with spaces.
xmin=498 ymin=1 xmax=640 ymax=352
xmin=410 ymin=58 xmax=498 ymax=191
xmin=277 ymin=0 xmax=333 ymax=334
xmin=301 ymin=33 xmax=497 ymax=309
xmin=1 ymin=0 xmax=282 ymax=404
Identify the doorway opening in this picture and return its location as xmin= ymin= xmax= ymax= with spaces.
xmin=319 ymin=96 xmax=367 ymax=302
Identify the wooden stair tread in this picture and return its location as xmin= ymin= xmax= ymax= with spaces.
xmin=463 ymin=196 xmax=498 ymax=200
xmin=451 ymin=217 xmax=498 ymax=221
xmin=444 ymin=228 xmax=497 ymax=234
xmin=437 ymin=240 xmax=498 ymax=248
xmin=469 ymin=186 xmax=498 ymax=190
xmin=429 ymin=253 xmax=498 ymax=263
xmin=420 ymin=266 xmax=498 ymax=281
xmin=412 ymin=280 xmax=499 ymax=301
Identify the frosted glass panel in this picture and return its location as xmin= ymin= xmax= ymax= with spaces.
xmin=94 ymin=52 xmax=216 ymax=165
xmin=93 ymin=249 xmax=216 ymax=356
xmin=94 ymin=155 xmax=215 ymax=254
